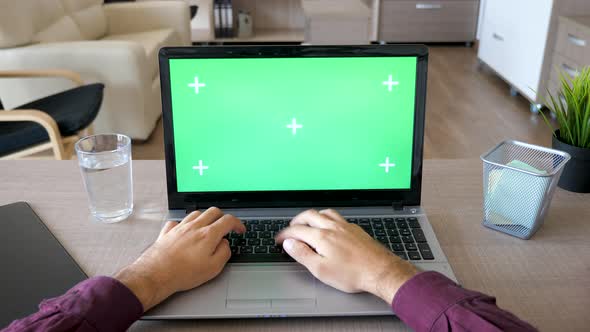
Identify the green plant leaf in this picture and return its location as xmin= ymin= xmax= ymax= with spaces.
xmin=544 ymin=67 xmax=590 ymax=148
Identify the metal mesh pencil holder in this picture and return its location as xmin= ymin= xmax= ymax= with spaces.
xmin=480 ymin=140 xmax=571 ymax=239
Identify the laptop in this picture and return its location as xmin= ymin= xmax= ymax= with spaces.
xmin=0 ymin=202 xmax=87 ymax=327
xmin=147 ymin=45 xmax=457 ymax=319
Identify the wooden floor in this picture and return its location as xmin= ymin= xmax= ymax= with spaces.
xmin=132 ymin=46 xmax=555 ymax=160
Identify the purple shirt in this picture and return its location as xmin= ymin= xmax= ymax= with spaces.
xmin=2 ymin=271 xmax=537 ymax=332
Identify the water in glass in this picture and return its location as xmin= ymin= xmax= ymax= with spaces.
xmin=76 ymin=134 xmax=133 ymax=223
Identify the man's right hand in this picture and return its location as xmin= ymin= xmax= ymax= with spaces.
xmin=115 ymin=207 xmax=245 ymax=311
xmin=276 ymin=209 xmax=418 ymax=304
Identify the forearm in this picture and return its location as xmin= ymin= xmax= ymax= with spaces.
xmin=392 ymin=271 xmax=538 ymax=332
xmin=2 ymin=277 xmax=143 ymax=332
xmin=114 ymin=256 xmax=178 ymax=311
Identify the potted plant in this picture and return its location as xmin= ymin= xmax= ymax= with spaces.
xmin=541 ymin=67 xmax=590 ymax=193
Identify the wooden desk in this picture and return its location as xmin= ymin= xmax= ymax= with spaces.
xmin=1 ymin=159 xmax=589 ymax=331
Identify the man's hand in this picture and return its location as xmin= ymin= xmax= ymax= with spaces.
xmin=115 ymin=207 xmax=245 ymax=311
xmin=276 ymin=209 xmax=418 ymax=304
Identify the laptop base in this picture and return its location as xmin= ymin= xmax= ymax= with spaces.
xmin=145 ymin=206 xmax=456 ymax=319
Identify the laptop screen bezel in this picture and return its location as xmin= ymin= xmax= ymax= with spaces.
xmin=159 ymin=45 xmax=428 ymax=210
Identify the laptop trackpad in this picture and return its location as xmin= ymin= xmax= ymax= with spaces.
xmin=226 ymin=271 xmax=316 ymax=308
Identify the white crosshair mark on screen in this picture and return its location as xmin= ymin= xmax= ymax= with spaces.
xmin=379 ymin=157 xmax=396 ymax=173
xmin=286 ymin=118 xmax=303 ymax=135
xmin=382 ymin=75 xmax=400 ymax=92
xmin=192 ymin=160 xmax=209 ymax=176
xmin=188 ymin=77 xmax=206 ymax=94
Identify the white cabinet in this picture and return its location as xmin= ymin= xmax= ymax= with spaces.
xmin=478 ymin=0 xmax=553 ymax=104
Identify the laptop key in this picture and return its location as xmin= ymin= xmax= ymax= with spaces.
xmin=376 ymin=236 xmax=388 ymax=244
xmin=261 ymin=220 xmax=272 ymax=225
xmin=245 ymin=231 xmax=258 ymax=239
xmin=372 ymin=222 xmax=384 ymax=230
xmin=395 ymin=217 xmax=406 ymax=222
xmin=374 ymin=229 xmax=386 ymax=237
xmin=402 ymin=235 xmax=414 ymax=243
xmin=253 ymin=224 xmax=265 ymax=231
xmin=346 ymin=218 xmax=358 ymax=223
xmin=371 ymin=218 xmax=382 ymax=222
xmin=248 ymin=220 xmax=259 ymax=225
xmin=260 ymin=231 xmax=272 ymax=239
xmin=248 ymin=239 xmax=261 ymax=246
xmin=360 ymin=225 xmax=372 ymax=233
xmin=229 ymin=232 xmax=243 ymax=239
xmin=418 ymin=243 xmax=434 ymax=260
xmin=235 ymin=238 xmax=247 ymax=246
xmin=407 ymin=251 xmax=421 ymax=260
xmin=229 ymin=253 xmax=294 ymax=263
xmin=400 ymin=229 xmax=412 ymax=236
xmin=268 ymin=224 xmax=280 ymax=231
xmin=240 ymin=246 xmax=253 ymax=254
xmin=386 ymin=229 xmax=398 ymax=236
xmin=389 ymin=235 xmax=402 ymax=243
xmin=359 ymin=218 xmax=370 ymax=225
xmin=269 ymin=245 xmax=282 ymax=254
xmin=412 ymin=229 xmax=427 ymax=243
xmin=394 ymin=251 xmax=408 ymax=260
xmin=255 ymin=246 xmax=268 ymax=253
xmin=384 ymin=217 xmax=394 ymax=222
xmin=408 ymin=217 xmax=421 ymax=228
xmin=262 ymin=238 xmax=275 ymax=246
xmin=405 ymin=243 xmax=417 ymax=251
xmin=384 ymin=222 xmax=396 ymax=229
xmin=390 ymin=243 xmax=404 ymax=252
xmin=245 ymin=224 xmax=252 ymax=231
xmin=396 ymin=220 xmax=409 ymax=229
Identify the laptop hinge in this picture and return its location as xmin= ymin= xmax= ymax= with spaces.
xmin=392 ymin=201 xmax=404 ymax=211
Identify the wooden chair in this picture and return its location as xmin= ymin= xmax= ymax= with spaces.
xmin=0 ymin=70 xmax=104 ymax=160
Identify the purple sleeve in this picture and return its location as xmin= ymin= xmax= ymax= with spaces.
xmin=2 ymin=277 xmax=143 ymax=332
xmin=392 ymin=271 xmax=538 ymax=332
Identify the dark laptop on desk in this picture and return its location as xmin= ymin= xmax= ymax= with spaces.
xmin=147 ymin=45 xmax=457 ymax=319
xmin=0 ymin=202 xmax=87 ymax=327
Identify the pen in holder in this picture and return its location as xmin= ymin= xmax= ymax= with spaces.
xmin=480 ymin=140 xmax=571 ymax=239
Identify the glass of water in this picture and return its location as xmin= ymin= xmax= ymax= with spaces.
xmin=75 ymin=134 xmax=133 ymax=223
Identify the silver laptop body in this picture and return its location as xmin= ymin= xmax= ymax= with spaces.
xmin=147 ymin=45 xmax=457 ymax=319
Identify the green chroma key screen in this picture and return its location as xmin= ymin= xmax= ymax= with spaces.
xmin=169 ymin=56 xmax=417 ymax=192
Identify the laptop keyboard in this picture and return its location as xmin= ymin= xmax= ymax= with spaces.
xmin=226 ymin=219 xmax=292 ymax=263
xmin=227 ymin=217 xmax=434 ymax=263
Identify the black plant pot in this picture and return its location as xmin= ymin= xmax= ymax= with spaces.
xmin=552 ymin=130 xmax=590 ymax=193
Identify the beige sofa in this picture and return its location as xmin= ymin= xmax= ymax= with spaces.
xmin=0 ymin=0 xmax=190 ymax=140
xmin=139 ymin=0 xmax=214 ymax=42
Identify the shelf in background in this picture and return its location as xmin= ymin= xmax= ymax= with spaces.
xmin=212 ymin=28 xmax=304 ymax=43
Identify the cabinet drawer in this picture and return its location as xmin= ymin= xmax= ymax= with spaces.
xmin=546 ymin=75 xmax=561 ymax=100
xmin=478 ymin=18 xmax=513 ymax=82
xmin=547 ymin=66 xmax=564 ymax=100
xmin=555 ymin=18 xmax=590 ymax=67
xmin=378 ymin=1 xmax=478 ymax=42
xmin=551 ymin=53 xmax=583 ymax=83
xmin=546 ymin=53 xmax=583 ymax=102
xmin=477 ymin=0 xmax=553 ymax=102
